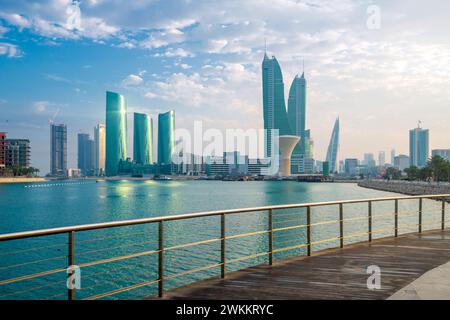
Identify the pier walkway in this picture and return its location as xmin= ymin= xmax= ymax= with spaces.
xmin=161 ymin=229 xmax=450 ymax=300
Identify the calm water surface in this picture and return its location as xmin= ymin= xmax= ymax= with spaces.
xmin=0 ymin=180 xmax=446 ymax=300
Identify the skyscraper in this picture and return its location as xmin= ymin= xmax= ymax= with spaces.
xmin=409 ymin=125 xmax=429 ymax=168
xmin=363 ymin=153 xmax=376 ymax=168
xmin=390 ymin=149 xmax=396 ymax=166
xmin=6 ymin=139 xmax=30 ymax=168
xmin=105 ymin=91 xmax=127 ymax=177
xmin=378 ymin=151 xmax=385 ymax=167
xmin=325 ymin=118 xmax=340 ymax=173
xmin=94 ymin=124 xmax=106 ymax=176
xmin=133 ymin=113 xmax=153 ymax=165
xmin=158 ymin=110 xmax=175 ymax=165
xmin=50 ymin=123 xmax=67 ymax=176
xmin=77 ymin=133 xmax=94 ymax=175
xmin=287 ymin=73 xmax=306 ymax=156
xmin=262 ymin=53 xmax=292 ymax=158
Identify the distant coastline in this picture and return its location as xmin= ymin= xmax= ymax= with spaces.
xmin=0 ymin=177 xmax=47 ymax=184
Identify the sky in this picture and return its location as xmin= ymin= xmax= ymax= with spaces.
xmin=1 ymin=0 xmax=450 ymax=174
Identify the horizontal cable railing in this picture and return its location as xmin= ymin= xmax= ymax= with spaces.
xmin=0 ymin=194 xmax=449 ymax=300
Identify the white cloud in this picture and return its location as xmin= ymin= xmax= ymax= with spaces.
xmin=122 ymin=74 xmax=144 ymax=86
xmin=33 ymin=101 xmax=49 ymax=113
xmin=155 ymin=47 xmax=194 ymax=58
xmin=0 ymin=42 xmax=22 ymax=57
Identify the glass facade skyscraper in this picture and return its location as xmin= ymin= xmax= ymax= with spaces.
xmin=77 ymin=133 xmax=94 ymax=175
xmin=288 ymin=73 xmax=307 ymax=156
xmin=133 ymin=113 xmax=153 ymax=165
xmin=409 ymin=126 xmax=429 ymax=168
xmin=158 ymin=110 xmax=175 ymax=165
xmin=325 ymin=118 xmax=340 ymax=173
xmin=262 ymin=53 xmax=292 ymax=158
xmin=105 ymin=91 xmax=127 ymax=176
xmin=50 ymin=123 xmax=67 ymax=176
xmin=94 ymin=124 xmax=106 ymax=176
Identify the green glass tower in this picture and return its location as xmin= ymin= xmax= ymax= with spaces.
xmin=105 ymin=91 xmax=127 ymax=176
xmin=158 ymin=110 xmax=175 ymax=165
xmin=133 ymin=113 xmax=153 ymax=165
xmin=262 ymin=53 xmax=292 ymax=158
xmin=326 ymin=118 xmax=340 ymax=173
xmin=409 ymin=126 xmax=429 ymax=168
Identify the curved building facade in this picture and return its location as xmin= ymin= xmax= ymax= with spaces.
xmin=287 ymin=73 xmax=307 ymax=156
xmin=262 ymin=53 xmax=292 ymax=158
xmin=105 ymin=91 xmax=127 ymax=176
xmin=133 ymin=113 xmax=153 ymax=165
xmin=326 ymin=118 xmax=340 ymax=174
xmin=158 ymin=110 xmax=175 ymax=165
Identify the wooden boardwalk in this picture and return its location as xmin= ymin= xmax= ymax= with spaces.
xmin=161 ymin=229 xmax=450 ymax=300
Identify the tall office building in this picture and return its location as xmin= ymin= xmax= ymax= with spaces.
xmin=262 ymin=53 xmax=292 ymax=158
xmin=133 ymin=113 xmax=153 ymax=165
xmin=77 ymin=133 xmax=94 ymax=175
xmin=432 ymin=149 xmax=450 ymax=161
xmin=94 ymin=124 xmax=106 ymax=176
xmin=390 ymin=149 xmax=396 ymax=166
xmin=325 ymin=118 xmax=340 ymax=173
xmin=5 ymin=139 xmax=31 ymax=168
xmin=345 ymin=158 xmax=359 ymax=176
xmin=158 ymin=110 xmax=175 ymax=165
xmin=378 ymin=151 xmax=385 ymax=167
xmin=363 ymin=153 xmax=376 ymax=168
xmin=288 ymin=73 xmax=306 ymax=156
xmin=394 ymin=155 xmax=410 ymax=171
xmin=0 ymin=132 xmax=6 ymax=168
xmin=105 ymin=91 xmax=127 ymax=176
xmin=409 ymin=125 xmax=429 ymax=168
xmin=50 ymin=123 xmax=67 ymax=176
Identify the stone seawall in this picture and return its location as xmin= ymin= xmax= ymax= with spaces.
xmin=358 ymin=180 xmax=450 ymax=196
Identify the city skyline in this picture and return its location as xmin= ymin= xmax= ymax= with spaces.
xmin=1 ymin=1 xmax=450 ymax=173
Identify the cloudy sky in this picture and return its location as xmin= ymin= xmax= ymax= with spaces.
xmin=1 ymin=0 xmax=450 ymax=173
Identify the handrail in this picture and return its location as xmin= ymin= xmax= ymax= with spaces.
xmin=1 ymin=194 xmax=449 ymax=241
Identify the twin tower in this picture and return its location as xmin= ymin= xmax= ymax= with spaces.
xmin=262 ymin=53 xmax=313 ymax=174
xmin=104 ymin=91 xmax=175 ymax=176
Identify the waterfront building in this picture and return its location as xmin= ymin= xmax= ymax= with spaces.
xmin=363 ymin=153 xmax=376 ymax=168
xmin=432 ymin=149 xmax=450 ymax=162
xmin=94 ymin=124 xmax=106 ymax=176
xmin=325 ymin=118 xmax=340 ymax=173
xmin=394 ymin=155 xmax=410 ymax=171
xmin=409 ymin=125 xmax=429 ymax=168
xmin=133 ymin=113 xmax=153 ymax=165
xmin=288 ymin=73 xmax=307 ymax=158
xmin=5 ymin=139 xmax=31 ymax=168
xmin=105 ymin=91 xmax=127 ymax=176
xmin=158 ymin=110 xmax=175 ymax=165
xmin=391 ymin=149 xmax=396 ymax=166
xmin=77 ymin=133 xmax=94 ymax=175
xmin=378 ymin=151 xmax=386 ymax=167
xmin=50 ymin=123 xmax=67 ymax=176
xmin=262 ymin=53 xmax=292 ymax=158
xmin=0 ymin=132 xmax=6 ymax=168
xmin=278 ymin=136 xmax=300 ymax=177
xmin=344 ymin=159 xmax=359 ymax=176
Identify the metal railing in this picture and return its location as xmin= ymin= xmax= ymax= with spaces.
xmin=0 ymin=194 xmax=449 ymax=300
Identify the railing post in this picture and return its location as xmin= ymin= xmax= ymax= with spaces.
xmin=442 ymin=201 xmax=446 ymax=231
xmin=368 ymin=201 xmax=372 ymax=242
xmin=419 ymin=198 xmax=423 ymax=234
xmin=307 ymin=206 xmax=311 ymax=256
xmin=158 ymin=221 xmax=164 ymax=298
xmin=67 ymin=231 xmax=75 ymax=301
xmin=394 ymin=199 xmax=399 ymax=237
xmin=339 ymin=203 xmax=344 ymax=248
xmin=221 ymin=214 xmax=226 ymax=278
xmin=268 ymin=209 xmax=273 ymax=265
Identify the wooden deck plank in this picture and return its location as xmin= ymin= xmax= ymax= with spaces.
xmin=154 ymin=229 xmax=450 ymax=300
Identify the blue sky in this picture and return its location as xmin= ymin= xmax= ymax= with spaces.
xmin=1 ymin=0 xmax=450 ymax=173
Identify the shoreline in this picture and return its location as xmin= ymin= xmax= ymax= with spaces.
xmin=0 ymin=177 xmax=47 ymax=184
xmin=358 ymin=179 xmax=450 ymax=196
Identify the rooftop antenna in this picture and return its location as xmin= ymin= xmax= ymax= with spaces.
xmin=264 ymin=37 xmax=267 ymax=54
xmin=418 ymin=120 xmax=422 ymax=129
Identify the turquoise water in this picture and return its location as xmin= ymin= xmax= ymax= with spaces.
xmin=0 ymin=180 xmax=446 ymax=300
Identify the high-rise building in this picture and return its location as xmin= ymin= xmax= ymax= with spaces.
xmin=409 ymin=125 xmax=429 ymax=168
xmin=363 ymin=153 xmax=376 ymax=168
xmin=394 ymin=155 xmax=410 ymax=171
xmin=133 ymin=113 xmax=153 ymax=165
xmin=390 ymin=149 xmax=396 ymax=166
xmin=6 ymin=139 xmax=31 ymax=168
xmin=0 ymin=132 xmax=6 ymax=168
xmin=378 ymin=151 xmax=385 ymax=167
xmin=432 ymin=149 xmax=450 ymax=162
xmin=77 ymin=133 xmax=94 ymax=175
xmin=94 ymin=124 xmax=106 ymax=176
xmin=105 ymin=91 xmax=127 ymax=176
xmin=325 ymin=118 xmax=340 ymax=173
xmin=262 ymin=53 xmax=292 ymax=158
xmin=158 ymin=110 xmax=175 ymax=165
xmin=344 ymin=158 xmax=359 ymax=176
xmin=288 ymin=73 xmax=306 ymax=156
xmin=50 ymin=123 xmax=67 ymax=176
